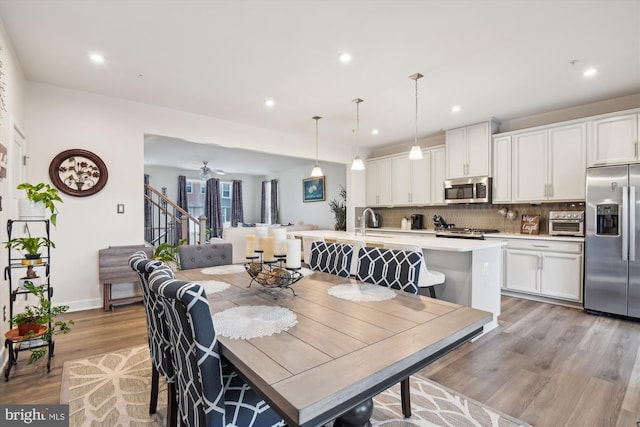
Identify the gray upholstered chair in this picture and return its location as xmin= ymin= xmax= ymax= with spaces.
xmin=177 ymin=243 xmax=232 ymax=270
xmin=309 ymin=241 xmax=353 ymax=278
xmin=355 ymin=246 xmax=422 ymax=418
xmin=147 ymin=265 xmax=285 ymax=427
xmin=128 ymin=251 xmax=178 ymax=427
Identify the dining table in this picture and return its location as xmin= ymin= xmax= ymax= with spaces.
xmin=176 ymin=264 xmax=492 ymax=427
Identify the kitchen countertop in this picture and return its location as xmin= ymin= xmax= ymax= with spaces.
xmin=291 ymin=230 xmax=506 ymax=252
xmin=365 ymin=227 xmax=584 ymax=243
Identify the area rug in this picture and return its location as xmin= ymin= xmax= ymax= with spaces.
xmin=61 ymin=346 xmax=531 ymax=427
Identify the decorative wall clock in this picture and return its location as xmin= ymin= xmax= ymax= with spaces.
xmin=49 ymin=149 xmax=108 ymax=197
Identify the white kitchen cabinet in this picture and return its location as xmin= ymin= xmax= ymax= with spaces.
xmin=504 ymin=238 xmax=583 ymax=302
xmin=588 ymin=113 xmax=639 ymax=166
xmin=512 ymin=123 xmax=586 ymax=202
xmin=365 ymin=157 xmax=392 ymax=206
xmin=492 ymin=136 xmax=512 ymax=203
xmin=391 ymin=151 xmax=430 ymax=205
xmin=430 ymin=146 xmax=446 ymax=204
xmin=446 ymin=121 xmax=497 ymax=179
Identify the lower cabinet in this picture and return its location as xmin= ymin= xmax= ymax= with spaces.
xmin=504 ymin=238 xmax=583 ymax=302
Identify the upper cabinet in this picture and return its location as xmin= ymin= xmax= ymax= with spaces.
xmin=492 ymin=136 xmax=512 ymax=203
xmin=390 ymin=145 xmax=446 ymax=206
xmin=446 ymin=120 xmax=498 ymax=179
xmin=365 ymin=157 xmax=392 ymax=206
xmin=366 ymin=145 xmax=445 ymax=207
xmin=588 ymin=113 xmax=639 ymax=166
xmin=508 ymin=123 xmax=587 ymax=203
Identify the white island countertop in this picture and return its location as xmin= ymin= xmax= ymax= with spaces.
xmin=290 ymin=230 xmax=506 ymax=252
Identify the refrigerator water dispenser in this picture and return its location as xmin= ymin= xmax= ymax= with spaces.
xmin=596 ymin=204 xmax=619 ymax=236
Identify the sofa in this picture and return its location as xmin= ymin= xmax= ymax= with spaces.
xmin=223 ymin=224 xmax=319 ymax=264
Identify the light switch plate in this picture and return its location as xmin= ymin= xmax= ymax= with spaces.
xmin=117 ymin=204 xmax=125 ymax=214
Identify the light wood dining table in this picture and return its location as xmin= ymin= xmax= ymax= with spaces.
xmin=176 ymin=266 xmax=492 ymax=427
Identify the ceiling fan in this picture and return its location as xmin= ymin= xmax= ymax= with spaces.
xmin=199 ymin=161 xmax=226 ymax=179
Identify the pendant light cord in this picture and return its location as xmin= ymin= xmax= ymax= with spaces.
xmin=414 ymin=77 xmax=418 ymax=146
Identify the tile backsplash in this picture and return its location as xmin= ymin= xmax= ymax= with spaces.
xmin=356 ymin=202 xmax=585 ymax=235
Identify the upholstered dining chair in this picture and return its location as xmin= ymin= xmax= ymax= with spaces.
xmin=382 ymin=242 xmax=445 ymax=298
xmin=178 ymin=243 xmax=232 ymax=270
xmin=128 ymin=251 xmax=178 ymax=427
xmin=335 ymin=237 xmax=366 ymax=277
xmin=147 ymin=265 xmax=286 ymax=427
xmin=302 ymin=236 xmax=324 ymax=265
xmin=355 ymin=246 xmax=422 ymax=418
xmin=308 ymin=240 xmax=354 ymax=278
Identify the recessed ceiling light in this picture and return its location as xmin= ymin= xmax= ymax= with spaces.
xmin=339 ymin=52 xmax=352 ymax=63
xmin=264 ymin=99 xmax=275 ymax=108
xmin=89 ymin=53 xmax=105 ymax=63
xmin=371 ymin=129 xmax=379 ymax=135
xmin=583 ymin=68 xmax=598 ymax=77
xmin=451 ymin=105 xmax=462 ymax=113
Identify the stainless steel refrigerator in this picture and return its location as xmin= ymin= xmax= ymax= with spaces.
xmin=585 ymin=164 xmax=640 ymax=318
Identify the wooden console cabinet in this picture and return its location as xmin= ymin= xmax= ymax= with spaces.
xmin=99 ymin=245 xmax=153 ymax=311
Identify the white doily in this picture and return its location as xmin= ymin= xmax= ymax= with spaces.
xmin=300 ymin=267 xmax=314 ymax=277
xmin=328 ymin=283 xmax=397 ymax=302
xmin=213 ymin=305 xmax=298 ymax=340
xmin=201 ymin=264 xmax=246 ymax=275
xmin=199 ymin=280 xmax=231 ymax=294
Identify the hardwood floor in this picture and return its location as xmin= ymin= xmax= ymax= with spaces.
xmin=1 ymin=296 xmax=639 ymax=427
xmin=420 ymin=296 xmax=640 ymax=427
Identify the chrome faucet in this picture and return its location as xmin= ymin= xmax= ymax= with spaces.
xmin=360 ymin=208 xmax=375 ymax=237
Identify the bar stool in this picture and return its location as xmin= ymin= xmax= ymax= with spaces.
xmin=382 ymin=242 xmax=445 ymax=298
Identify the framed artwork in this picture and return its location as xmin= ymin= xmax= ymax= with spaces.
xmin=303 ymin=176 xmax=325 ymax=202
xmin=49 ymin=149 xmax=109 ymax=197
xmin=0 ymin=142 xmax=7 ymax=178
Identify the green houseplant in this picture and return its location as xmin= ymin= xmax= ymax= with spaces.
xmin=17 ymin=182 xmax=63 ymax=226
xmin=328 ymin=186 xmax=347 ymax=231
xmin=11 ymin=281 xmax=73 ymax=363
xmin=4 ymin=233 xmax=55 ymax=279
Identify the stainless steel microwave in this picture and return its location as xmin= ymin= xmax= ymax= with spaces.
xmin=444 ymin=176 xmax=492 ymax=204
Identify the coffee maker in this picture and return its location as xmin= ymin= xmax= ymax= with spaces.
xmin=410 ymin=214 xmax=424 ymax=230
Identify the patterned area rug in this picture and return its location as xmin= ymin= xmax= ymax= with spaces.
xmin=60 ymin=346 xmax=530 ymax=427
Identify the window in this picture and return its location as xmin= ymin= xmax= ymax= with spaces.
xmin=263 ymin=180 xmax=272 ymax=224
xmin=185 ymin=179 xmax=233 ymax=227
xmin=221 ymin=182 xmax=232 ymax=226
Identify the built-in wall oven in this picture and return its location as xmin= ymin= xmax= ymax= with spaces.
xmin=444 ymin=176 xmax=492 ymax=204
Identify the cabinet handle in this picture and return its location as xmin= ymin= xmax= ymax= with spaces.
xmin=533 ymin=245 xmax=550 ymax=248
xmin=544 ymin=184 xmax=547 ymax=197
xmin=635 ymin=141 xmax=638 ymax=158
xmin=548 ymin=184 xmax=553 ymax=197
xmin=540 ymin=255 xmax=544 ymax=269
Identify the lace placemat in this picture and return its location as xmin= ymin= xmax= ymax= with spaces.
xmin=213 ymin=305 xmax=298 ymax=340
xmin=198 ymin=280 xmax=231 ymax=294
xmin=200 ymin=264 xmax=246 ymax=275
xmin=328 ymin=283 xmax=397 ymax=302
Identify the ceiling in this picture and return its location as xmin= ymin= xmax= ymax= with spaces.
xmin=1 ymin=0 xmax=639 ymax=174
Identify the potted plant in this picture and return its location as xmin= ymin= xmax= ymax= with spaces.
xmin=4 ymin=232 xmax=55 ymax=279
xmin=153 ymin=241 xmax=182 ymax=270
xmin=328 ymin=186 xmax=347 ymax=231
xmin=11 ymin=281 xmax=73 ymax=363
xmin=17 ymin=182 xmax=63 ymax=226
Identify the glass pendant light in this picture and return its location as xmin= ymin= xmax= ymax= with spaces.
xmin=350 ymin=98 xmax=365 ymax=171
xmin=408 ymin=73 xmax=424 ymax=160
xmin=310 ymin=116 xmax=324 ymax=177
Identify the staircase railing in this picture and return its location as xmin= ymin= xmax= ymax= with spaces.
xmin=144 ymin=184 xmax=207 ymax=246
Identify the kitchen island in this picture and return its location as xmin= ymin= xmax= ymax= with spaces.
xmin=291 ymin=230 xmax=506 ymax=332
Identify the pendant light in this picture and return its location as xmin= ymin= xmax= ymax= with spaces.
xmin=350 ymin=98 xmax=365 ymax=171
xmin=310 ymin=116 xmax=324 ymax=177
xmin=199 ymin=161 xmax=212 ymax=179
xmin=408 ymin=73 xmax=424 ymax=160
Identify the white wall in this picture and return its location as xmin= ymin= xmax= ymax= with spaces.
xmin=22 ymin=83 xmax=353 ymax=311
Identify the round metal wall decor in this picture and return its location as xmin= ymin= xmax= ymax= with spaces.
xmin=49 ymin=149 xmax=108 ymax=197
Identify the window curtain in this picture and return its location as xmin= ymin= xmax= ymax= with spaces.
xmin=205 ymin=178 xmax=223 ymax=238
xmin=270 ymin=179 xmax=279 ymax=224
xmin=260 ymin=181 xmax=268 ymax=223
xmin=144 ymin=174 xmax=152 ymax=243
xmin=176 ymin=175 xmax=188 ymax=241
xmin=231 ymin=180 xmax=244 ymax=227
